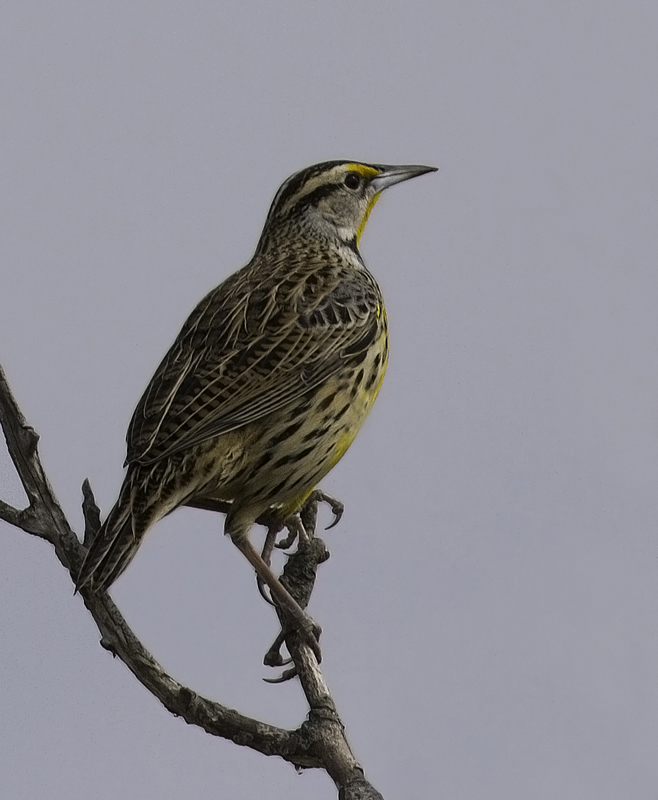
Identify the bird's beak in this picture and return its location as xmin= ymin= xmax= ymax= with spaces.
xmin=370 ymin=164 xmax=438 ymax=193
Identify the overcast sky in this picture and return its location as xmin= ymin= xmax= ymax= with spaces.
xmin=2 ymin=2 xmax=658 ymax=798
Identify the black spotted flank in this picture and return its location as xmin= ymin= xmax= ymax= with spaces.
xmin=364 ymin=368 xmax=380 ymax=392
xmin=270 ymin=444 xmax=316 ymax=471
xmin=350 ymin=368 xmax=365 ymax=398
xmin=253 ymin=451 xmax=274 ymax=471
xmin=303 ymin=423 xmax=332 ymax=442
xmin=269 ymin=453 xmax=299 ymax=470
xmin=316 ymin=392 xmax=337 ymax=412
xmin=267 ymin=418 xmax=306 ymax=447
xmin=333 ymin=402 xmax=351 ymax=422
xmin=268 ymin=477 xmax=291 ymax=498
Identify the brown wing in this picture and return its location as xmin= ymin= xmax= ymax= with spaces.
xmin=125 ymin=263 xmax=382 ymax=465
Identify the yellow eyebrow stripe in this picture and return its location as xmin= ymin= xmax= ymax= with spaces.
xmin=346 ymin=163 xmax=380 ymax=179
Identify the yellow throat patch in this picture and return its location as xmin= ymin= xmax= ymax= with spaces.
xmin=347 ymin=164 xmax=382 ymax=245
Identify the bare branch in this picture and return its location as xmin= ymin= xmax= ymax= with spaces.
xmin=77 ymin=578 xmax=307 ymax=765
xmin=0 ymin=360 xmax=386 ymax=799
xmin=0 ymin=365 xmax=69 ymax=537
xmin=0 ymin=497 xmax=23 ymax=527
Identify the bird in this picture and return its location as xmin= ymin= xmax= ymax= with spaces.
xmin=77 ymin=160 xmax=437 ymax=653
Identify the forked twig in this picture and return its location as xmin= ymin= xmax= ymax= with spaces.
xmin=0 ymin=362 xmax=384 ymax=800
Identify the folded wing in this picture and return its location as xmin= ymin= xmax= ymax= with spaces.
xmin=126 ymin=267 xmax=382 ymax=465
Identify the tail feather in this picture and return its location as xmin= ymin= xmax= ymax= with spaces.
xmin=92 ymin=520 xmax=141 ymax=591
xmin=76 ymin=490 xmax=140 ymax=593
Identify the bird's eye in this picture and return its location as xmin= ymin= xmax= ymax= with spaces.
xmin=344 ymin=173 xmax=361 ymax=190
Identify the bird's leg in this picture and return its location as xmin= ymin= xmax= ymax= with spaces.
xmin=256 ymin=520 xmax=285 ymax=606
xmin=262 ymin=516 xmax=308 ymax=671
xmin=262 ymin=532 xmax=331 ymax=678
xmin=263 ymin=492 xmax=344 ymax=679
xmin=261 ymin=521 xmax=284 ymax=566
xmin=231 ymin=534 xmax=322 ymax=664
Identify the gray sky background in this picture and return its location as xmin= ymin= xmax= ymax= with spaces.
xmin=2 ymin=2 xmax=658 ymax=798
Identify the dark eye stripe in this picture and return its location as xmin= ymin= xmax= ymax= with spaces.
xmin=275 ymin=161 xmax=345 ymax=207
xmin=289 ymin=183 xmax=341 ymax=215
xmin=264 ymin=160 xmax=377 ymax=225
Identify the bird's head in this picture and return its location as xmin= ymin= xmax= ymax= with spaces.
xmin=261 ymin=160 xmax=437 ymax=251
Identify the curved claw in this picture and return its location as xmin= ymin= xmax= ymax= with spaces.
xmin=277 ymin=614 xmax=322 ymax=664
xmin=325 ymin=503 xmax=344 ymax=529
xmin=257 ymin=575 xmax=276 ymax=606
xmin=275 ymin=529 xmax=298 ymax=550
xmin=276 ymin=514 xmax=307 ymax=550
xmin=263 ymin=666 xmax=298 ymax=684
xmin=306 ymin=489 xmax=344 ymax=530
xmin=264 ymin=652 xmax=293 ymax=668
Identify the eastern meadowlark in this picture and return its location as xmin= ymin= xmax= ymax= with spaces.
xmin=77 ymin=160 xmax=436 ymax=651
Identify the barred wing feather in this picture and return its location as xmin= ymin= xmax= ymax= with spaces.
xmin=126 ymin=273 xmax=381 ymax=465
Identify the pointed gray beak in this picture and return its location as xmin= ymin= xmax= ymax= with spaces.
xmin=370 ymin=164 xmax=438 ymax=193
